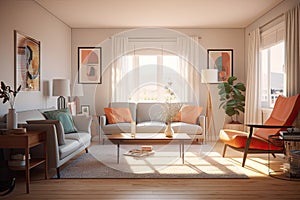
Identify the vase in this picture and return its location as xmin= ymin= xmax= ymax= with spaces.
xmin=7 ymin=108 xmax=17 ymax=130
xmin=164 ymin=122 xmax=174 ymax=138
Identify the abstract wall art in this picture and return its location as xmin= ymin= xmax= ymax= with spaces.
xmin=207 ymin=49 xmax=233 ymax=82
xmin=14 ymin=30 xmax=41 ymax=91
xmin=78 ymin=47 xmax=102 ymax=84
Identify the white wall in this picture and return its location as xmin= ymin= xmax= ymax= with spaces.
xmin=71 ymin=28 xmax=245 ymax=133
xmin=0 ymin=0 xmax=71 ymax=115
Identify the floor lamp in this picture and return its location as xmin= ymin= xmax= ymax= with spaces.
xmin=201 ymin=69 xmax=218 ymax=141
xmin=52 ymin=79 xmax=70 ymax=109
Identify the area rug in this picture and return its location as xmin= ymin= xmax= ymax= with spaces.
xmin=54 ymin=144 xmax=248 ymax=179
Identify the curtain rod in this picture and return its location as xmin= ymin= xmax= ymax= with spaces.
xmin=259 ymin=13 xmax=284 ymax=29
xmin=248 ymin=13 xmax=284 ymax=35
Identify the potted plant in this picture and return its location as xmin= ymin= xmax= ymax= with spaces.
xmin=0 ymin=81 xmax=21 ymax=129
xmin=217 ymin=76 xmax=246 ymax=124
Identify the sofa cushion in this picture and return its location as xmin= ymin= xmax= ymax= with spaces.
xmin=136 ymin=103 xmax=166 ymax=123
xmin=171 ymin=122 xmax=203 ymax=135
xmin=27 ymin=120 xmax=66 ymax=145
xmin=101 ymin=123 xmax=131 ymax=134
xmin=43 ymin=109 xmax=77 ymax=133
xmin=109 ymin=102 xmax=137 ymax=121
xmin=17 ymin=110 xmax=46 ymax=124
xmin=136 ymin=121 xmax=166 ymax=133
xmin=59 ymin=139 xmax=82 ymax=159
xmin=177 ymin=105 xmax=203 ymax=124
xmin=65 ymin=132 xmax=91 ymax=147
xmin=104 ymin=107 xmax=133 ymax=124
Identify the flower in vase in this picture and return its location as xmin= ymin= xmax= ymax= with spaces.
xmin=0 ymin=81 xmax=21 ymax=109
xmin=163 ymin=82 xmax=182 ymax=123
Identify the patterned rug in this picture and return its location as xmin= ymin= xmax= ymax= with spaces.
xmin=54 ymin=144 xmax=248 ymax=178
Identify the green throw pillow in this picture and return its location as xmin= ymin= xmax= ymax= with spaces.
xmin=43 ymin=108 xmax=77 ymax=133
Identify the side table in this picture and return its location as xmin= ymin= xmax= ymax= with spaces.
xmin=0 ymin=130 xmax=48 ymax=193
xmin=268 ymin=131 xmax=300 ymax=181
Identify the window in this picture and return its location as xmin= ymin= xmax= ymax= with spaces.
xmin=129 ymin=51 xmax=181 ymax=102
xmin=260 ymin=22 xmax=285 ymax=108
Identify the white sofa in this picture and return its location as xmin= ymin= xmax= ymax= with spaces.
xmin=100 ymin=102 xmax=206 ymax=143
xmin=15 ymin=108 xmax=92 ymax=178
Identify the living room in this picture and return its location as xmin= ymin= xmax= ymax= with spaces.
xmin=0 ymin=0 xmax=300 ymax=199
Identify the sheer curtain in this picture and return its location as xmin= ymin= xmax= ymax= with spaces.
xmin=176 ymin=36 xmax=200 ymax=103
xmin=111 ymin=36 xmax=129 ymax=101
xmin=285 ymin=4 xmax=300 ymax=96
xmin=244 ymin=28 xmax=261 ymax=124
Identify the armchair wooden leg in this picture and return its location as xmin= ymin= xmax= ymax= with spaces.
xmin=85 ymin=148 xmax=89 ymax=153
xmin=222 ymin=144 xmax=227 ymax=157
xmin=56 ymin=168 xmax=60 ymax=179
xmin=271 ymin=153 xmax=276 ymax=158
xmin=242 ymin=151 xmax=248 ymax=167
xmin=242 ymin=126 xmax=254 ymax=167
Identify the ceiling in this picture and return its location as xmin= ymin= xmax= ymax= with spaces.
xmin=34 ymin=0 xmax=284 ymax=28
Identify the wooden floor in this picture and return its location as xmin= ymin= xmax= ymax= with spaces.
xmin=3 ymin=141 xmax=300 ymax=200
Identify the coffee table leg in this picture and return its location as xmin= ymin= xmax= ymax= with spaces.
xmin=117 ymin=143 xmax=120 ymax=164
xmin=182 ymin=142 xmax=185 ymax=164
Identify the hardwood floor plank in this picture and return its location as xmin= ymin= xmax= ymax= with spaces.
xmin=3 ymin=141 xmax=300 ymax=199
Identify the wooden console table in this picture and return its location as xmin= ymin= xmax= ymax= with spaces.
xmin=0 ymin=130 xmax=48 ymax=193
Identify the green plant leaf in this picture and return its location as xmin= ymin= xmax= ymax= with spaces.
xmin=225 ymin=107 xmax=236 ymax=116
xmin=219 ymin=101 xmax=226 ymax=109
xmin=1 ymin=82 xmax=6 ymax=91
xmin=236 ymin=106 xmax=245 ymax=113
xmin=228 ymin=76 xmax=237 ymax=85
xmin=234 ymin=83 xmax=246 ymax=91
xmin=232 ymin=87 xmax=241 ymax=96
xmin=218 ymin=88 xmax=226 ymax=95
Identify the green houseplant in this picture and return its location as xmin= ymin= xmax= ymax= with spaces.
xmin=217 ymin=76 xmax=246 ymax=123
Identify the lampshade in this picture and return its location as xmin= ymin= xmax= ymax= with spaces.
xmin=72 ymin=83 xmax=84 ymax=97
xmin=201 ymin=69 xmax=218 ymax=83
xmin=52 ymin=79 xmax=70 ymax=97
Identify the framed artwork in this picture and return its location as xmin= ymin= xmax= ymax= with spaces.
xmin=78 ymin=47 xmax=102 ymax=84
xmin=207 ymin=49 xmax=233 ymax=82
xmin=14 ymin=30 xmax=41 ymax=91
xmin=81 ymin=105 xmax=90 ymax=116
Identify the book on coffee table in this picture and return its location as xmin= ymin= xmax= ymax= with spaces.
xmin=124 ymin=149 xmax=155 ymax=157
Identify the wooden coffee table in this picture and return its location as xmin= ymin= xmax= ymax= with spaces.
xmin=108 ymin=133 xmax=191 ymax=164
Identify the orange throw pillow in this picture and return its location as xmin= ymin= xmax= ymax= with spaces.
xmin=104 ymin=107 xmax=133 ymax=124
xmin=180 ymin=105 xmax=203 ymax=124
xmin=172 ymin=112 xmax=181 ymax=122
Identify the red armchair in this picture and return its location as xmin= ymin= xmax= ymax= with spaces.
xmin=219 ymin=94 xmax=300 ymax=167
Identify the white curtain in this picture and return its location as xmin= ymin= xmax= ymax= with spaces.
xmin=244 ymin=28 xmax=261 ymax=124
xmin=176 ymin=36 xmax=200 ymax=103
xmin=285 ymin=4 xmax=300 ymax=96
xmin=111 ymin=36 xmax=129 ymax=101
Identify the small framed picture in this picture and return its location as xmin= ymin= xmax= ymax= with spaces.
xmin=81 ymin=105 xmax=90 ymax=116
xmin=207 ymin=49 xmax=233 ymax=82
xmin=78 ymin=47 xmax=102 ymax=84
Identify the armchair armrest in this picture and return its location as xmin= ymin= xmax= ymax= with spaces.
xmin=20 ymin=123 xmax=60 ymax=168
xmin=72 ymin=115 xmax=92 ymax=133
xmin=99 ymin=115 xmax=107 ymax=126
xmin=246 ymin=124 xmax=293 ymax=129
xmin=199 ymin=115 xmax=207 ymax=137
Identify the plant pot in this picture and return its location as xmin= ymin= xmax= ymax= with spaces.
xmin=164 ymin=122 xmax=174 ymax=138
xmin=7 ymin=108 xmax=17 ymax=130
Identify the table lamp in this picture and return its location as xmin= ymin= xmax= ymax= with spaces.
xmin=52 ymin=79 xmax=70 ymax=109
